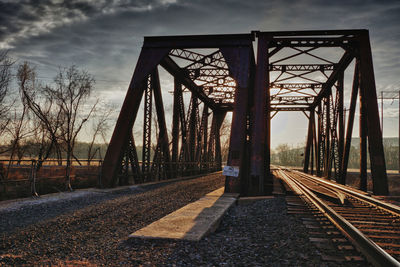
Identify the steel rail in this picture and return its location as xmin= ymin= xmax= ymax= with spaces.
xmin=278 ymin=168 xmax=400 ymax=267
xmin=291 ymin=169 xmax=400 ymax=217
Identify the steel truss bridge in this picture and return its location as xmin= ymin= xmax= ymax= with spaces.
xmin=100 ymin=30 xmax=388 ymax=196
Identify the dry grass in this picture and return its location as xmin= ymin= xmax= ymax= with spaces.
xmin=0 ymin=157 xmax=102 ymax=166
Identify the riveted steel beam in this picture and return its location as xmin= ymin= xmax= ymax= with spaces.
xmin=144 ymin=34 xmax=254 ymax=49
xmin=270 ymin=64 xmax=335 ymax=72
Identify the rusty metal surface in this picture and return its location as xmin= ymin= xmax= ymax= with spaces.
xmin=101 ymin=30 xmax=389 ymax=196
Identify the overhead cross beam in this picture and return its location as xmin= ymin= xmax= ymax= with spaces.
xmin=270 ymin=64 xmax=335 ymax=72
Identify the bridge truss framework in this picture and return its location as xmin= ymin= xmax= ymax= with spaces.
xmin=101 ymin=29 xmax=389 ymax=196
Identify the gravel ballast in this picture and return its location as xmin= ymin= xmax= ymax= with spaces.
xmin=0 ymin=173 xmax=223 ymax=265
xmin=1 ymin=173 xmax=365 ymax=266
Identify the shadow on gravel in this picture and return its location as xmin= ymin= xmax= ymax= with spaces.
xmin=120 ymin=198 xmax=369 ymax=266
xmin=118 ymin=238 xmax=181 ymax=265
xmin=0 ymin=179 xmax=192 ymax=234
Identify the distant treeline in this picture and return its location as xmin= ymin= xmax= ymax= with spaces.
xmin=3 ymin=137 xmax=399 ymax=169
xmin=0 ymin=142 xmax=108 ymax=160
xmin=271 ymin=137 xmax=400 ymax=170
xmin=0 ymin=142 xmax=158 ymax=162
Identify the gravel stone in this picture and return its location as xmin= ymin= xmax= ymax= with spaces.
xmin=158 ymin=198 xmax=367 ymax=266
xmin=0 ymin=174 xmax=368 ymax=266
xmin=1 ymin=173 xmax=223 ymax=265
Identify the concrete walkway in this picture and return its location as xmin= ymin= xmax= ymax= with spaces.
xmin=129 ymin=187 xmax=239 ymax=241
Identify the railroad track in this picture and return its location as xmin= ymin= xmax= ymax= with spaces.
xmin=276 ymin=167 xmax=400 ymax=267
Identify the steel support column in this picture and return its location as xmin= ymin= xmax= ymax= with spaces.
xmin=208 ymin=114 xmax=217 ymax=169
xmin=341 ymin=61 xmax=359 ymax=184
xmin=358 ymin=31 xmax=388 ymax=195
xmin=171 ymin=79 xmax=181 ymax=172
xmin=198 ymin=106 xmax=209 ymax=171
xmin=317 ymin=104 xmax=322 ymax=176
xmin=304 ymin=110 xmax=314 ymax=173
xmin=337 ymin=72 xmax=344 ymax=182
xmin=152 ymin=68 xmax=171 ymax=179
xmin=312 ymin=111 xmax=317 ymax=175
xmin=142 ymin=76 xmax=152 ymax=181
xmin=188 ymin=96 xmax=198 ymax=173
xmin=223 ymin=47 xmax=253 ymax=194
xmin=324 ymin=97 xmax=331 ymax=178
xmin=359 ymin=73 xmax=368 ymax=191
xmin=215 ymin=111 xmax=227 ymax=171
xmin=128 ymin=132 xmax=142 ymax=183
xmin=249 ymin=33 xmax=271 ymax=195
xmin=202 ymin=106 xmax=209 ymax=165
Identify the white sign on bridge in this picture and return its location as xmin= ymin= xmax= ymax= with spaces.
xmin=222 ymin=166 xmax=239 ymax=177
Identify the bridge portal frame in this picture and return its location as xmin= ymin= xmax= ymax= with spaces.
xmin=101 ymin=29 xmax=388 ymax=196
xmin=253 ymin=30 xmax=388 ymax=195
xmin=100 ymin=33 xmax=255 ymax=188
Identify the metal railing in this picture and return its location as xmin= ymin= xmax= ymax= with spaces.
xmin=0 ymin=159 xmax=220 ymax=198
xmin=0 ymin=159 xmax=103 ymax=197
xmin=118 ymin=161 xmax=221 ymax=184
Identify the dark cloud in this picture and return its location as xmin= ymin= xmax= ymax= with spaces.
xmin=0 ymin=0 xmax=399 ymax=96
xmin=0 ymin=0 xmax=174 ymax=49
xmin=0 ymin=0 xmax=398 ymax=143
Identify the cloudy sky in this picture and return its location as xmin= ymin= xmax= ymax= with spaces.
xmin=1 ymin=0 xmax=399 ymax=147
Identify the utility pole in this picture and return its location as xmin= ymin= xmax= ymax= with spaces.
xmin=378 ymin=91 xmax=400 ymax=173
xmin=381 ymin=91 xmax=384 ymax=133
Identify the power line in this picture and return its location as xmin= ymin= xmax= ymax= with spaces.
xmin=10 ymin=74 xmax=128 ymax=84
xmin=378 ymin=90 xmax=400 ymax=132
xmin=378 ymin=90 xmax=400 ymax=173
xmin=7 ymin=58 xmax=131 ymax=84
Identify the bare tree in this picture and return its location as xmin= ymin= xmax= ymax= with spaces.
xmin=18 ymin=63 xmax=97 ymax=190
xmin=25 ymin=106 xmax=58 ymax=164
xmin=4 ymin=108 xmax=32 ymax=162
xmin=18 ymin=62 xmax=64 ymax=170
xmin=0 ymin=51 xmax=13 ymax=140
xmin=3 ymin=62 xmax=37 ymax=177
xmin=87 ymin=102 xmax=114 ymax=165
xmin=219 ymin=118 xmax=231 ymax=162
xmin=51 ymin=66 xmax=97 ymax=191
